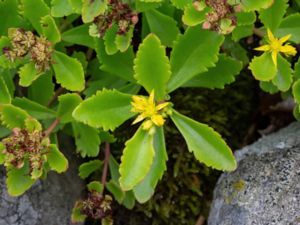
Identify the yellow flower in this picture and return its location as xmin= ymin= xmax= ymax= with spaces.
xmin=254 ymin=29 xmax=297 ymax=67
xmin=131 ymin=90 xmax=169 ymax=130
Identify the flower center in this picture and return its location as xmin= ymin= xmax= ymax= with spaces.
xmin=270 ymin=39 xmax=281 ymax=52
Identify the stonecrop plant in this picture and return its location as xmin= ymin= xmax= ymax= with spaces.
xmin=0 ymin=0 xmax=299 ymax=223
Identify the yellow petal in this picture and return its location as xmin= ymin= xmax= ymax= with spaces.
xmin=271 ymin=51 xmax=278 ymax=67
xmin=142 ymin=120 xmax=153 ymax=130
xmin=255 ymin=45 xmax=271 ymax=52
xmin=280 ymin=44 xmax=297 ymax=56
xmin=151 ymin=114 xmax=165 ymax=126
xmin=156 ymin=102 xmax=169 ymax=111
xmin=279 ymin=34 xmax=291 ymax=44
xmin=132 ymin=114 xmax=146 ymax=124
xmin=267 ymin=29 xmax=276 ymax=42
xmin=148 ymin=90 xmax=155 ymax=105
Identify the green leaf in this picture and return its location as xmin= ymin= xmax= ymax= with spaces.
xmin=259 ymin=81 xmax=279 ymax=94
xmin=0 ymin=0 xmax=22 ymax=36
xmin=0 ymin=142 xmax=5 ymax=164
xmin=293 ymin=79 xmax=300 ymax=104
xmin=19 ymin=62 xmax=42 ymax=87
xmin=71 ymin=203 xmax=87 ymax=223
xmin=52 ymin=51 xmax=85 ymax=91
xmin=168 ymin=27 xmax=224 ymax=92
xmin=106 ymin=180 xmax=125 ymax=203
xmin=145 ymin=9 xmax=180 ymax=47
xmin=236 ymin=11 xmax=256 ymax=26
xmin=123 ymin=191 xmax=135 ymax=209
xmin=73 ymin=89 xmax=135 ymax=131
xmin=272 ymin=54 xmax=293 ymax=91
xmin=72 ymin=122 xmax=101 ymax=157
xmin=170 ymin=0 xmax=192 ymax=9
xmin=293 ymin=104 xmax=300 ymax=122
xmin=133 ymin=127 xmax=167 ymax=203
xmin=87 ymin=181 xmax=103 ymax=193
xmin=95 ymin=39 xmax=135 ymax=82
xmin=6 ymin=162 xmax=35 ymax=196
xmin=0 ymin=77 xmax=11 ymax=104
xmin=69 ymin=0 xmax=83 ymax=14
xmin=171 ymin=110 xmax=236 ymax=171
xmin=249 ymin=52 xmax=277 ymax=81
xmin=47 ymin=144 xmax=68 ymax=173
xmin=139 ymin=0 xmax=162 ymax=3
xmin=57 ymin=93 xmax=82 ymax=123
xmin=82 ymin=0 xmax=107 ymax=23
xmin=12 ymin=97 xmax=56 ymax=120
xmin=119 ymin=126 xmax=155 ymax=191
xmin=62 ymin=24 xmax=95 ymax=48
xmin=182 ymin=4 xmax=209 ymax=26
xmin=135 ymin=0 xmax=161 ymax=12
xmin=275 ymin=13 xmax=300 ymax=43
xmin=41 ymin=15 xmax=61 ymax=44
xmin=25 ymin=117 xmax=42 ymax=132
xmin=134 ymin=34 xmax=171 ymax=100
xmin=115 ymin=27 xmax=134 ymax=52
xmin=21 ymin=0 xmax=50 ymax=34
xmin=79 ymin=160 xmax=102 ymax=179
xmin=241 ymin=0 xmax=273 ymax=11
xmin=183 ymin=54 xmax=242 ymax=89
xmin=232 ymin=25 xmax=253 ymax=41
xmin=0 ymin=105 xmax=29 ymax=129
xmin=259 ymin=0 xmax=288 ymax=32
xmin=28 ymin=71 xmax=54 ymax=106
xmin=295 ymin=57 xmax=300 ymax=80
xmin=51 ymin=0 xmax=73 ymax=17
xmin=103 ymin=24 xmax=119 ymax=55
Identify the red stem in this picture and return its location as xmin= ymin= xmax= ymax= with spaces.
xmin=101 ymin=142 xmax=110 ymax=196
xmin=44 ymin=118 xmax=60 ymax=137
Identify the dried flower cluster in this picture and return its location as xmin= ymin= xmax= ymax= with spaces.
xmin=80 ymin=192 xmax=113 ymax=220
xmin=1 ymin=128 xmax=48 ymax=179
xmin=92 ymin=0 xmax=138 ymax=37
xmin=196 ymin=0 xmax=238 ymax=34
xmin=3 ymin=28 xmax=53 ymax=71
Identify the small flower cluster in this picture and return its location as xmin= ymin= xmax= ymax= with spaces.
xmin=131 ymin=90 xmax=170 ymax=131
xmin=1 ymin=128 xmax=48 ymax=179
xmin=92 ymin=0 xmax=138 ymax=37
xmin=80 ymin=192 xmax=113 ymax=220
xmin=196 ymin=0 xmax=238 ymax=34
xmin=3 ymin=28 xmax=53 ymax=71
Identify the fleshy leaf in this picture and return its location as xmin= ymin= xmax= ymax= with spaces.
xmin=115 ymin=27 xmax=134 ymax=52
xmin=183 ymin=54 xmax=242 ymax=89
xmin=87 ymin=181 xmax=103 ymax=193
xmin=106 ymin=180 xmax=125 ymax=203
xmin=182 ymin=4 xmax=209 ymax=26
xmin=0 ymin=105 xmax=29 ymax=129
xmin=259 ymin=0 xmax=288 ymax=32
xmin=47 ymin=144 xmax=68 ymax=173
xmin=272 ymin=54 xmax=293 ymax=91
xmin=171 ymin=110 xmax=236 ymax=171
xmin=52 ymin=51 xmax=85 ymax=91
xmin=133 ymin=126 xmax=167 ymax=203
xmin=41 ymin=15 xmax=61 ymax=44
xmin=6 ymin=162 xmax=35 ymax=196
xmin=249 ymin=52 xmax=277 ymax=81
xmin=0 ymin=77 xmax=11 ymax=104
xmin=72 ymin=122 xmax=101 ymax=157
xmin=12 ymin=97 xmax=56 ymax=120
xmin=19 ymin=62 xmax=42 ymax=87
xmin=294 ymin=57 xmax=300 ymax=80
xmin=168 ymin=26 xmax=224 ymax=92
xmin=57 ymin=93 xmax=82 ymax=123
xmin=259 ymin=81 xmax=279 ymax=94
xmin=79 ymin=160 xmax=103 ymax=179
xmin=241 ymin=0 xmax=273 ymax=11
xmin=73 ymin=89 xmax=135 ymax=131
xmin=95 ymin=39 xmax=135 ymax=82
xmin=51 ymin=0 xmax=73 ymax=17
xmin=119 ymin=126 xmax=155 ymax=191
xmin=103 ymin=24 xmax=119 ymax=55
xmin=275 ymin=13 xmax=300 ymax=43
xmin=82 ymin=0 xmax=107 ymax=23
xmin=236 ymin=11 xmax=256 ymax=26
xmin=21 ymin=0 xmax=50 ymax=34
xmin=293 ymin=79 xmax=300 ymax=104
xmin=62 ymin=24 xmax=95 ymax=48
xmin=0 ymin=0 xmax=22 ymax=36
xmin=170 ymin=0 xmax=192 ymax=9
xmin=145 ymin=9 xmax=180 ymax=47
xmin=134 ymin=34 xmax=171 ymax=100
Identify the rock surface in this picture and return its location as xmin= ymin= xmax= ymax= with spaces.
xmin=208 ymin=122 xmax=300 ymax=225
xmin=0 ymin=135 xmax=85 ymax=225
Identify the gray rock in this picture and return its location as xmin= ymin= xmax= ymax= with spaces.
xmin=208 ymin=122 xmax=300 ymax=225
xmin=0 ymin=135 xmax=85 ymax=225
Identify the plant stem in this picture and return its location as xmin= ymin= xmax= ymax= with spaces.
xmin=195 ymin=215 xmax=205 ymax=225
xmin=253 ymin=27 xmax=265 ymax=38
xmin=101 ymin=142 xmax=110 ymax=196
xmin=47 ymin=87 xmax=65 ymax=107
xmin=44 ymin=118 xmax=60 ymax=137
